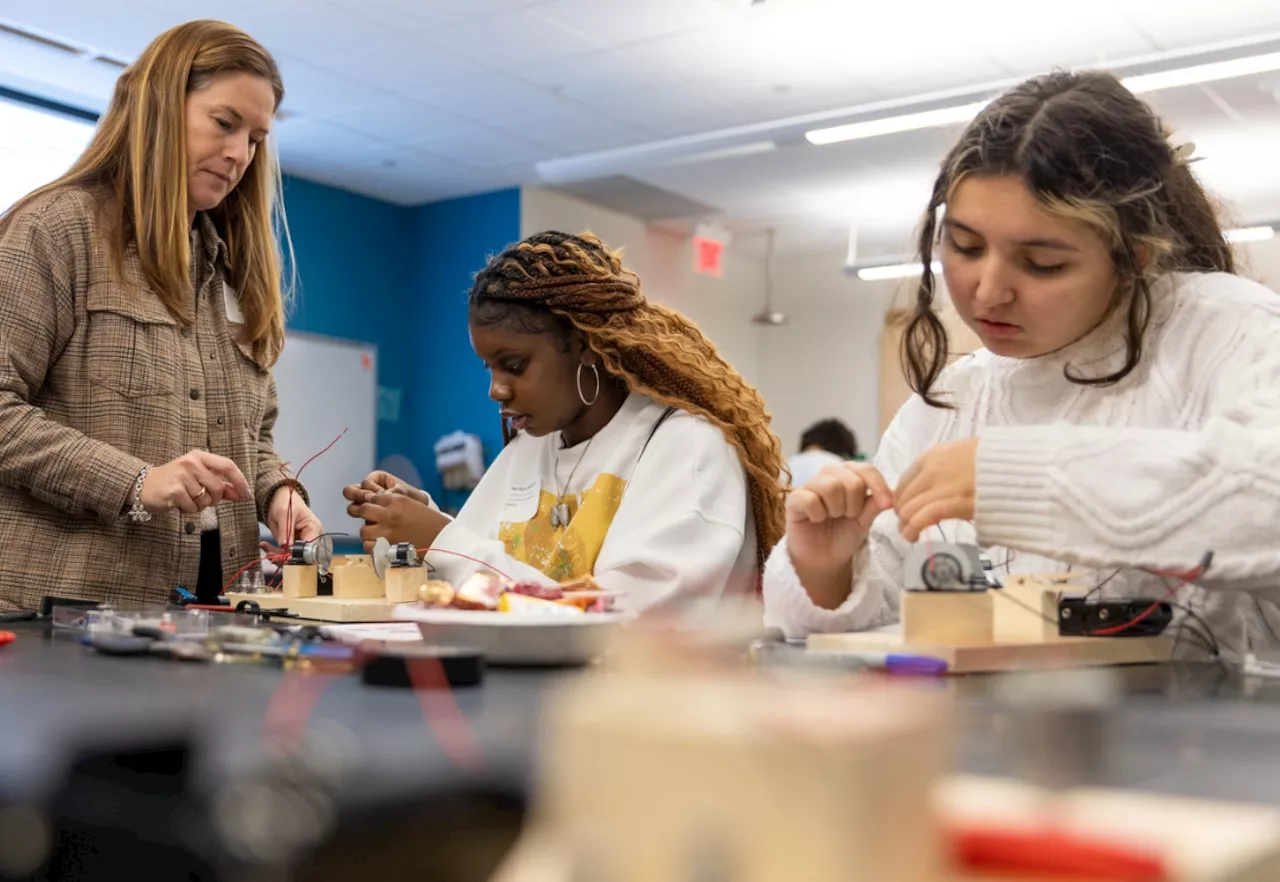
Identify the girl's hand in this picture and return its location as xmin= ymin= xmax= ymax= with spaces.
xmin=894 ymin=438 xmax=978 ymax=542
xmin=785 ymin=462 xmax=894 ymax=609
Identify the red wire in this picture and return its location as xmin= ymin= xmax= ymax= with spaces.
xmin=222 ymin=552 xmax=289 ymax=594
xmin=1089 ymin=564 xmax=1207 ymax=637
xmin=415 ymin=547 xmax=512 ymax=582
xmin=280 ymin=429 xmax=348 ymax=547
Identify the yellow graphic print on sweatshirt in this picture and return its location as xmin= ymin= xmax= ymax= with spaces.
xmin=499 ymin=473 xmax=627 ymax=582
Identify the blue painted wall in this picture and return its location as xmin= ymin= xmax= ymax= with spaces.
xmin=282 ymin=177 xmax=520 ymax=507
xmin=280 ymin=175 xmax=415 ymax=463
xmin=410 ymin=188 xmax=521 ymax=507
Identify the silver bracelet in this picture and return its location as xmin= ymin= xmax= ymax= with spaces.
xmin=128 ymin=465 xmax=152 ymax=524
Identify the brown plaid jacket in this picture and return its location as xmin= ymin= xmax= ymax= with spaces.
xmin=0 ymin=186 xmax=304 ymax=610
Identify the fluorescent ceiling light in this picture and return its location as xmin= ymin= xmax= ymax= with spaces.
xmin=1125 ymin=52 xmax=1280 ymax=94
xmin=806 ymin=102 xmax=987 ymax=146
xmin=1225 ymin=225 xmax=1276 ymax=243
xmin=806 ymin=50 xmax=1280 ymax=147
xmin=856 ymin=261 xmax=941 ymax=282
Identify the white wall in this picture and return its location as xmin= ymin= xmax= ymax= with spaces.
xmin=520 ymin=187 xmax=767 ymax=386
xmin=1240 ymin=234 xmax=1280 ymax=287
xmin=757 ymin=251 xmax=902 ymax=461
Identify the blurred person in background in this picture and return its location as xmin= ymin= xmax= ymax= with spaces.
xmin=787 ymin=418 xmax=860 ymax=487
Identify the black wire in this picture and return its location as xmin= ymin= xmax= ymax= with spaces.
xmin=1171 ymin=619 xmax=1220 ymax=660
xmin=1164 ymin=604 xmax=1222 ymax=658
xmin=1083 ymin=568 xmax=1122 ymax=602
xmin=1253 ymin=596 xmax=1280 ymax=646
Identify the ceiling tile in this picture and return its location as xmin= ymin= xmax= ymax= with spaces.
xmin=0 ymin=27 xmax=121 ymax=105
xmin=533 ymin=0 xmax=731 ymax=48
xmin=505 ymin=104 xmax=652 ymax=154
xmin=708 ymin=81 xmax=882 ymax=121
xmin=411 ymin=126 xmax=554 ymax=168
xmin=518 ymin=47 xmax=669 ymax=93
xmin=415 ymin=72 xmax=567 ymax=123
xmin=324 ymin=0 xmax=556 ymax=28
xmin=983 ymin=18 xmax=1156 ymax=76
xmin=272 ymin=53 xmax=390 ymax=118
xmin=566 ymin=86 xmax=755 ymax=138
xmin=138 ymin=0 xmax=271 ymax=20
xmin=283 ymin=137 xmax=506 ymax=205
xmin=225 ymin=0 xmax=484 ymax=90
xmin=1121 ymin=1 xmax=1280 ymax=50
xmin=322 ymin=97 xmax=482 ymax=144
xmin=274 ymin=117 xmax=386 ymax=161
xmin=415 ymin=11 xmax=604 ymax=74
xmin=1 ymin=0 xmax=179 ymax=58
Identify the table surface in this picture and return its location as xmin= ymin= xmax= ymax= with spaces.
xmin=4 ymin=620 xmax=1280 ymax=812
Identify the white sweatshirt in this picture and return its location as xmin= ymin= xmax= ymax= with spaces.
xmin=764 ymin=271 xmax=1280 ymax=659
xmin=428 ymin=392 xmax=756 ymax=617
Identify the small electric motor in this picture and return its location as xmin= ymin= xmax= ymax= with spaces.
xmin=371 ymin=536 xmax=419 ymax=579
xmin=903 ymin=542 xmax=990 ymax=592
xmin=287 ymin=535 xmax=334 ymax=576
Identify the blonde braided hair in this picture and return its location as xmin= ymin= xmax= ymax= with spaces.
xmin=469 ymin=231 xmax=786 ymax=570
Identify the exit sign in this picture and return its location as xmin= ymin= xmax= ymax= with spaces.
xmin=692 ymin=222 xmax=731 ymax=278
xmin=692 ymin=235 xmax=724 ymax=277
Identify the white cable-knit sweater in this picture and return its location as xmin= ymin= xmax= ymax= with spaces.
xmin=764 ymin=271 xmax=1280 ymax=660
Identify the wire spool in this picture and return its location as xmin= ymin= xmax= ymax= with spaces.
xmin=288 ymin=535 xmax=334 ymax=576
xmin=370 ymin=536 xmax=419 ymax=579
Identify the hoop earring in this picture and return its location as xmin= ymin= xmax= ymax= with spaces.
xmin=576 ymin=363 xmax=600 ymax=406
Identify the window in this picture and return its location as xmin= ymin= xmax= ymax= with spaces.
xmin=0 ymin=96 xmax=95 ymax=214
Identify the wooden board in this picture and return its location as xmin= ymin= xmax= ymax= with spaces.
xmin=225 ymin=592 xmax=413 ymax=623
xmin=494 ymin=776 xmax=1280 ymax=882
xmin=807 ymin=629 xmax=1172 ymax=674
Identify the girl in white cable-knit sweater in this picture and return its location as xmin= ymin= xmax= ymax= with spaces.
xmin=764 ymin=70 xmax=1280 ymax=659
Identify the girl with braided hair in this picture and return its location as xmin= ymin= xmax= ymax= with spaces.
xmin=346 ymin=231 xmax=786 ymax=615
xmin=766 ymin=70 xmax=1280 ymax=658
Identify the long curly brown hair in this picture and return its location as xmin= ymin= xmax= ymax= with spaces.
xmin=469 ymin=231 xmax=787 ymax=570
xmin=905 ymin=70 xmax=1234 ymax=407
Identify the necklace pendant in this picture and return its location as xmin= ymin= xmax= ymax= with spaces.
xmin=551 ymin=502 xmax=569 ymax=528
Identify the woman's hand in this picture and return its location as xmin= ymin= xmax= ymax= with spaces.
xmin=352 ymin=493 xmax=450 ymax=553
xmin=893 ymin=437 xmax=978 ymax=542
xmin=141 ymin=451 xmax=251 ymax=514
xmin=342 ymin=471 xmax=433 ymax=509
xmin=266 ymin=487 xmax=324 ymax=547
xmin=785 ymin=462 xmax=894 ymax=609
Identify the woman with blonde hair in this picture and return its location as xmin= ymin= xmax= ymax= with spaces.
xmin=0 ymin=19 xmax=321 ymax=610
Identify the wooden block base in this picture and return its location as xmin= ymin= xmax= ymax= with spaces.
xmin=385 ymin=566 xmax=426 ymax=603
xmin=282 ymin=564 xmax=318 ymax=599
xmin=994 ymin=574 xmax=1067 ymax=642
xmin=903 ymin=590 xmax=994 ymax=645
xmin=807 ymin=629 xmax=1172 ymax=675
xmin=495 ymin=775 xmax=1280 ymax=882
xmin=225 ymin=592 xmax=412 ymax=623
xmin=330 ymin=555 xmax=384 ymax=599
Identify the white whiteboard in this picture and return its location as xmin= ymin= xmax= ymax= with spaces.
xmin=271 ymin=331 xmax=377 ymax=540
